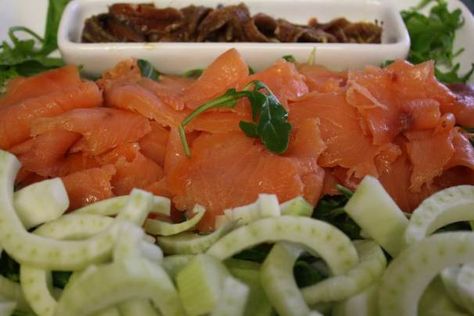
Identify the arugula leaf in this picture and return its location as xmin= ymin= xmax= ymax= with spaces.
xmin=401 ymin=0 xmax=473 ymax=83
xmin=179 ymin=88 xmax=248 ymax=155
xmin=179 ymin=80 xmax=291 ymax=156
xmin=52 ymin=270 xmax=72 ymax=289
xmin=0 ymin=251 xmax=20 ymax=283
xmin=293 ymin=259 xmax=329 ymax=287
xmin=137 ymin=59 xmax=160 ymax=81
xmin=183 ymin=68 xmax=203 ymax=79
xmin=313 ymin=186 xmax=361 ymax=240
xmin=282 ymin=55 xmax=296 ymax=63
xmin=252 ymin=83 xmax=291 ymax=154
xmin=0 ymin=0 xmax=69 ymax=90
xmin=239 ymin=121 xmax=259 ymax=138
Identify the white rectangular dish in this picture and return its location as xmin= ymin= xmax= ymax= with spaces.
xmin=58 ymin=0 xmax=410 ymax=75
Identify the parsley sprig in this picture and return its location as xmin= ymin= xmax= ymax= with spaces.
xmin=401 ymin=0 xmax=474 ymax=83
xmin=179 ymin=80 xmax=291 ymax=156
xmin=0 ymin=0 xmax=69 ymax=91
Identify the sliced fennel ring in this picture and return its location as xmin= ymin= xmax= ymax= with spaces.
xmin=344 ymin=176 xmax=408 ymax=257
xmin=260 ymin=242 xmax=313 ymax=316
xmin=440 ymin=266 xmax=467 ymax=311
xmin=145 ymin=204 xmax=206 ymax=236
xmin=0 ymin=151 xmax=154 ymax=270
xmin=20 ymin=265 xmax=56 ymax=316
xmin=33 ymin=214 xmax=113 ymax=240
xmin=14 ymin=178 xmax=69 ymax=229
xmin=54 ymin=257 xmax=184 ymax=316
xmin=75 ymin=195 xmax=171 ymax=217
xmin=378 ymin=232 xmax=474 ymax=316
xmin=157 ymin=221 xmax=236 ymax=255
xmin=405 ymin=185 xmax=474 ymax=244
xmin=0 ymin=272 xmax=29 ymax=312
xmin=119 ymin=299 xmax=159 ymax=316
xmin=21 ymin=212 xmax=150 ymax=316
xmin=207 ymin=216 xmax=359 ymax=275
xmin=302 ymin=240 xmax=386 ymax=305
xmin=332 ymin=283 xmax=379 ymax=316
xmin=455 ymin=263 xmax=474 ymax=314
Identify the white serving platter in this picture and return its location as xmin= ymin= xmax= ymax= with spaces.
xmin=0 ymin=0 xmax=473 ymax=81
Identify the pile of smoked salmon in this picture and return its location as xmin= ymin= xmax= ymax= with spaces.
xmin=1 ymin=49 xmax=473 ymax=232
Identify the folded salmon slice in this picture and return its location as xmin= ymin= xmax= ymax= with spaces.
xmin=62 ymin=165 xmax=116 ymax=210
xmin=297 ymin=63 xmax=347 ymax=94
xmin=31 ymin=108 xmax=151 ymax=155
xmin=167 ymin=120 xmax=325 ymax=232
xmin=100 ymin=143 xmax=163 ymax=196
xmin=0 ymin=65 xmax=81 ymax=107
xmin=0 ymin=80 xmax=102 ymax=149
xmin=244 ymin=59 xmax=309 ymax=107
xmin=9 ymin=130 xmax=81 ymax=178
xmin=289 ymin=91 xmax=384 ymax=179
xmin=183 ymin=48 xmax=249 ymax=109
xmin=139 ymin=121 xmax=170 ymax=166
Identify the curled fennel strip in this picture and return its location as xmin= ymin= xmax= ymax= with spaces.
xmin=302 ymin=240 xmax=386 ymax=304
xmin=0 ymin=273 xmax=29 ymax=311
xmin=440 ymin=266 xmax=467 ymax=311
xmin=332 ymin=284 xmax=379 ymax=316
xmin=75 ymin=195 xmax=171 ymax=217
xmin=20 ymin=198 xmax=156 ymax=316
xmin=145 ymin=205 xmax=206 ymax=236
xmin=157 ymin=221 xmax=236 ymax=255
xmin=54 ymin=257 xmax=183 ymax=316
xmin=207 ymin=216 xmax=359 ymax=275
xmin=456 ymin=263 xmax=474 ymax=314
xmin=260 ymin=242 xmax=315 ymax=316
xmin=0 ymin=150 xmax=156 ymax=270
xmin=344 ymin=176 xmax=408 ymax=257
xmin=404 ymin=185 xmax=474 ymax=244
xmin=378 ymin=232 xmax=474 ymax=316
xmin=0 ymin=301 xmax=16 ymax=316
xmin=14 ymin=178 xmax=68 ymax=229
xmin=119 ymin=299 xmax=159 ymax=316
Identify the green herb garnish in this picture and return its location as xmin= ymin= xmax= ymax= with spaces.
xmin=401 ymin=0 xmax=474 ymax=83
xmin=183 ymin=68 xmax=204 ymax=79
xmin=0 ymin=0 xmax=69 ymax=91
xmin=179 ymin=80 xmax=291 ymax=156
xmin=282 ymin=55 xmax=296 ymax=63
xmin=137 ymin=59 xmax=160 ymax=81
xmin=313 ymin=186 xmax=361 ymax=240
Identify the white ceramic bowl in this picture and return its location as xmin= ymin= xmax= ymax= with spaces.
xmin=58 ymin=0 xmax=410 ymax=76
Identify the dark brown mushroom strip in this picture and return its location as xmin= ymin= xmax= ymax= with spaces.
xmin=196 ymin=4 xmax=251 ymax=42
xmin=80 ymin=2 xmax=383 ymax=44
xmin=82 ymin=14 xmax=119 ymax=43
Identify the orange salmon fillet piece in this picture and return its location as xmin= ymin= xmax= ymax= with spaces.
xmin=62 ymin=165 xmax=116 ymax=210
xmin=0 ymin=80 xmax=102 ymax=149
xmin=9 ymin=130 xmax=80 ymax=178
xmin=31 ymin=108 xmax=151 ymax=155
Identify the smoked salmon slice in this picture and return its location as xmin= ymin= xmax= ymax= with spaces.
xmin=9 ymin=130 xmax=81 ymax=178
xmin=0 ymin=65 xmax=81 ymax=107
xmin=244 ymin=59 xmax=308 ymax=107
xmin=139 ymin=121 xmax=170 ymax=166
xmin=168 ymin=128 xmax=325 ymax=232
xmin=100 ymin=143 xmax=163 ymax=196
xmin=0 ymin=80 xmax=102 ymax=149
xmin=183 ymin=48 xmax=249 ymax=109
xmin=31 ymin=108 xmax=151 ymax=155
xmin=62 ymin=165 xmax=116 ymax=210
xmin=289 ymin=91 xmax=384 ymax=179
